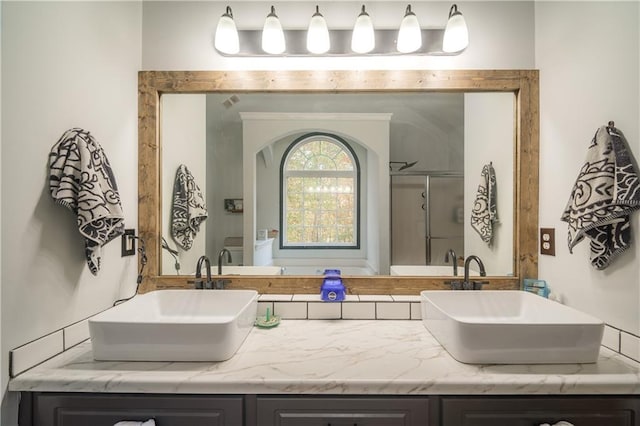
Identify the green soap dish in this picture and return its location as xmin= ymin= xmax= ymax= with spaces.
xmin=255 ymin=307 xmax=280 ymax=328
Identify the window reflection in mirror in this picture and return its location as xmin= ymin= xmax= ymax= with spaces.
xmin=160 ymin=92 xmax=514 ymax=277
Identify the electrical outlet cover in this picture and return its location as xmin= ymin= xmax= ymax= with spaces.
xmin=540 ymin=227 xmax=555 ymax=256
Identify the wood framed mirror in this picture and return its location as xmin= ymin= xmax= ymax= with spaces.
xmin=139 ymin=69 xmax=538 ymax=294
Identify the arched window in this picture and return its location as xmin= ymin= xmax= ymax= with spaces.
xmin=280 ymin=133 xmax=360 ymax=248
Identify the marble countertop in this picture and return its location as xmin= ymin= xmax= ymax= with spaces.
xmin=9 ymin=320 xmax=640 ymax=395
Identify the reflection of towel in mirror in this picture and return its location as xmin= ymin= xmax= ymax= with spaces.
xmin=171 ymin=164 xmax=208 ymax=250
xmin=561 ymin=126 xmax=640 ymax=270
xmin=471 ymin=163 xmax=498 ymax=246
xmin=113 ymin=420 xmax=156 ymax=426
xmin=49 ymin=128 xmax=125 ymax=275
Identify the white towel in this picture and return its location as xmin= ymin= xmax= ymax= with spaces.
xmin=114 ymin=420 xmax=156 ymax=426
xmin=561 ymin=125 xmax=640 ymax=269
xmin=540 ymin=422 xmax=574 ymax=426
xmin=171 ymin=164 xmax=208 ymax=250
xmin=49 ymin=128 xmax=125 ymax=275
xmin=470 ymin=162 xmax=499 ymax=246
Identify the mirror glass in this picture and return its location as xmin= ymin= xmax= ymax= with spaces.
xmin=160 ymin=91 xmax=515 ymax=277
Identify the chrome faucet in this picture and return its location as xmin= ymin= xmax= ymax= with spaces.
xmin=194 ymin=255 xmax=213 ymax=289
xmin=218 ymin=248 xmax=232 ymax=275
xmin=448 ymin=255 xmax=488 ymax=290
xmin=444 ymin=249 xmax=458 ymax=276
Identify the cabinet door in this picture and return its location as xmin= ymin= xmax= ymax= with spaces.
xmin=31 ymin=393 xmax=243 ymax=426
xmin=256 ymin=397 xmax=430 ymax=426
xmin=441 ymin=396 xmax=639 ymax=426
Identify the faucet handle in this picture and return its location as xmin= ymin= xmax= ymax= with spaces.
xmin=187 ymin=279 xmax=204 ymax=289
xmin=445 ymin=280 xmax=464 ymax=290
xmin=472 ymin=280 xmax=490 ymax=290
xmin=214 ymin=279 xmax=231 ymax=290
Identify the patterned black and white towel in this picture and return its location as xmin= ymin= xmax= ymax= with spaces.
xmin=171 ymin=164 xmax=207 ymax=250
xmin=471 ymin=162 xmax=499 ymax=246
xmin=561 ymin=125 xmax=640 ymax=269
xmin=49 ymin=128 xmax=125 ymax=275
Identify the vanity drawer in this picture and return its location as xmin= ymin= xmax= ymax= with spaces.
xmin=256 ymin=396 xmax=430 ymax=426
xmin=23 ymin=392 xmax=243 ymax=426
xmin=440 ymin=396 xmax=640 ymax=426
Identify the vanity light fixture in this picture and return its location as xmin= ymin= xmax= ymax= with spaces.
xmin=442 ymin=4 xmax=469 ymax=53
xmin=351 ymin=5 xmax=375 ymax=54
xmin=213 ymin=3 xmax=469 ymax=57
xmin=307 ymin=5 xmax=330 ymax=54
xmin=214 ymin=6 xmax=239 ymax=55
xmin=262 ymin=5 xmax=286 ymax=54
xmin=397 ymin=5 xmax=422 ymax=54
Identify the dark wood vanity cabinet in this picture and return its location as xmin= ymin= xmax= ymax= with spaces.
xmin=439 ymin=396 xmax=640 ymax=426
xmin=20 ymin=393 xmax=244 ymax=426
xmin=20 ymin=393 xmax=640 ymax=426
xmin=255 ymin=396 xmax=431 ymax=426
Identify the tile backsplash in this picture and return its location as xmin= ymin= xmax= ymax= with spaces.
xmin=258 ymin=294 xmax=422 ymax=320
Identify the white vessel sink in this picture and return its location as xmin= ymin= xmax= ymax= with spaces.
xmin=212 ymin=265 xmax=282 ymax=275
xmin=421 ymin=290 xmax=604 ymax=364
xmin=89 ymin=289 xmax=258 ymax=361
xmin=390 ymin=265 xmax=479 ymax=276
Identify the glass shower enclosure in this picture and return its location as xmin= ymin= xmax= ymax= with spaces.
xmin=391 ymin=173 xmax=464 ymax=266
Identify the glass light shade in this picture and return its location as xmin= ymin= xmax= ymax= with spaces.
xmin=262 ymin=6 xmax=286 ymax=54
xmin=442 ymin=4 xmax=469 ymax=53
xmin=397 ymin=5 xmax=421 ymax=53
xmin=214 ymin=7 xmax=239 ymax=55
xmin=306 ymin=6 xmax=330 ymax=54
xmin=351 ymin=5 xmax=375 ymax=54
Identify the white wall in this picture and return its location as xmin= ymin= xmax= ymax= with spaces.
xmin=535 ymin=2 xmax=640 ymax=334
xmin=464 ymin=93 xmax=515 ymax=276
xmin=1 ymin=1 xmax=142 ymax=424
xmin=142 ymin=1 xmax=535 ymax=70
xmin=161 ymin=94 xmax=207 ymax=275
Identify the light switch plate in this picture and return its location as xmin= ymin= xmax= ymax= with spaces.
xmin=121 ymin=229 xmax=136 ymax=257
xmin=540 ymin=227 xmax=555 ymax=256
